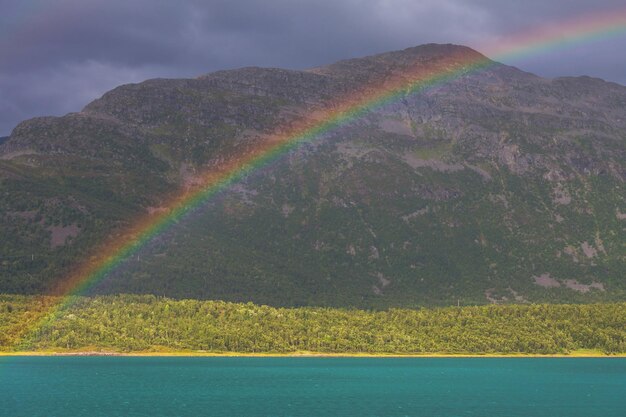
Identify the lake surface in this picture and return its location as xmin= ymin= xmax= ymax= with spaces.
xmin=1 ymin=357 xmax=624 ymax=416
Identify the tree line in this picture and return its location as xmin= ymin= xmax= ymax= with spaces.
xmin=1 ymin=294 xmax=624 ymax=354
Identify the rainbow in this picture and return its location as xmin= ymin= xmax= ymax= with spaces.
xmin=9 ymin=8 xmax=626 ymax=347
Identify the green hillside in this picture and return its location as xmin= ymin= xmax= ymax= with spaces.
xmin=1 ymin=44 xmax=625 ymax=307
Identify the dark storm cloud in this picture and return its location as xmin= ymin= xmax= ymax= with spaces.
xmin=1 ymin=0 xmax=625 ymax=135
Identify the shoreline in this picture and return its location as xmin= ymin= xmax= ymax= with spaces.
xmin=1 ymin=350 xmax=624 ymax=358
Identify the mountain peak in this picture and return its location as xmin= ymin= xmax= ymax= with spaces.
xmin=395 ymin=43 xmax=487 ymax=58
xmin=307 ymin=43 xmax=490 ymax=75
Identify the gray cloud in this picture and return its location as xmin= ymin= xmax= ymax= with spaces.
xmin=1 ymin=0 xmax=625 ymax=134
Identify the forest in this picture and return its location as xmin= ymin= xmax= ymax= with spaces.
xmin=1 ymin=294 xmax=624 ymax=355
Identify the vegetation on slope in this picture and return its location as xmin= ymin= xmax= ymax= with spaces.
xmin=1 ymin=295 xmax=624 ymax=354
xmin=1 ymin=45 xmax=625 ymax=307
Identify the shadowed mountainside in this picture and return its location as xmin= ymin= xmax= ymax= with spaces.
xmin=1 ymin=44 xmax=625 ymax=308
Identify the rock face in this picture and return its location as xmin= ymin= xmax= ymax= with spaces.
xmin=1 ymin=44 xmax=625 ymax=307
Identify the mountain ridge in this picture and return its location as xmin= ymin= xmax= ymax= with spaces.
xmin=1 ymin=44 xmax=625 ymax=308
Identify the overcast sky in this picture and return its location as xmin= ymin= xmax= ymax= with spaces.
xmin=1 ymin=0 xmax=625 ymax=136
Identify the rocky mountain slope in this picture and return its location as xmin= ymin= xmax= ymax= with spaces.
xmin=1 ymin=44 xmax=625 ymax=307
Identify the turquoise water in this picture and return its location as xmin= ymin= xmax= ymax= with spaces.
xmin=1 ymin=357 xmax=625 ymax=416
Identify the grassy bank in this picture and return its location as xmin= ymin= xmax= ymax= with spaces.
xmin=1 ymin=349 xmax=624 ymax=357
xmin=1 ymin=294 xmax=624 ymax=355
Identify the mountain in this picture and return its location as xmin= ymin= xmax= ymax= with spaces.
xmin=0 ymin=137 xmax=8 ymax=145
xmin=1 ymin=44 xmax=625 ymax=308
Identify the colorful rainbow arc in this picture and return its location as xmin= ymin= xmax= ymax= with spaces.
xmin=11 ymin=8 xmax=626 ymax=346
